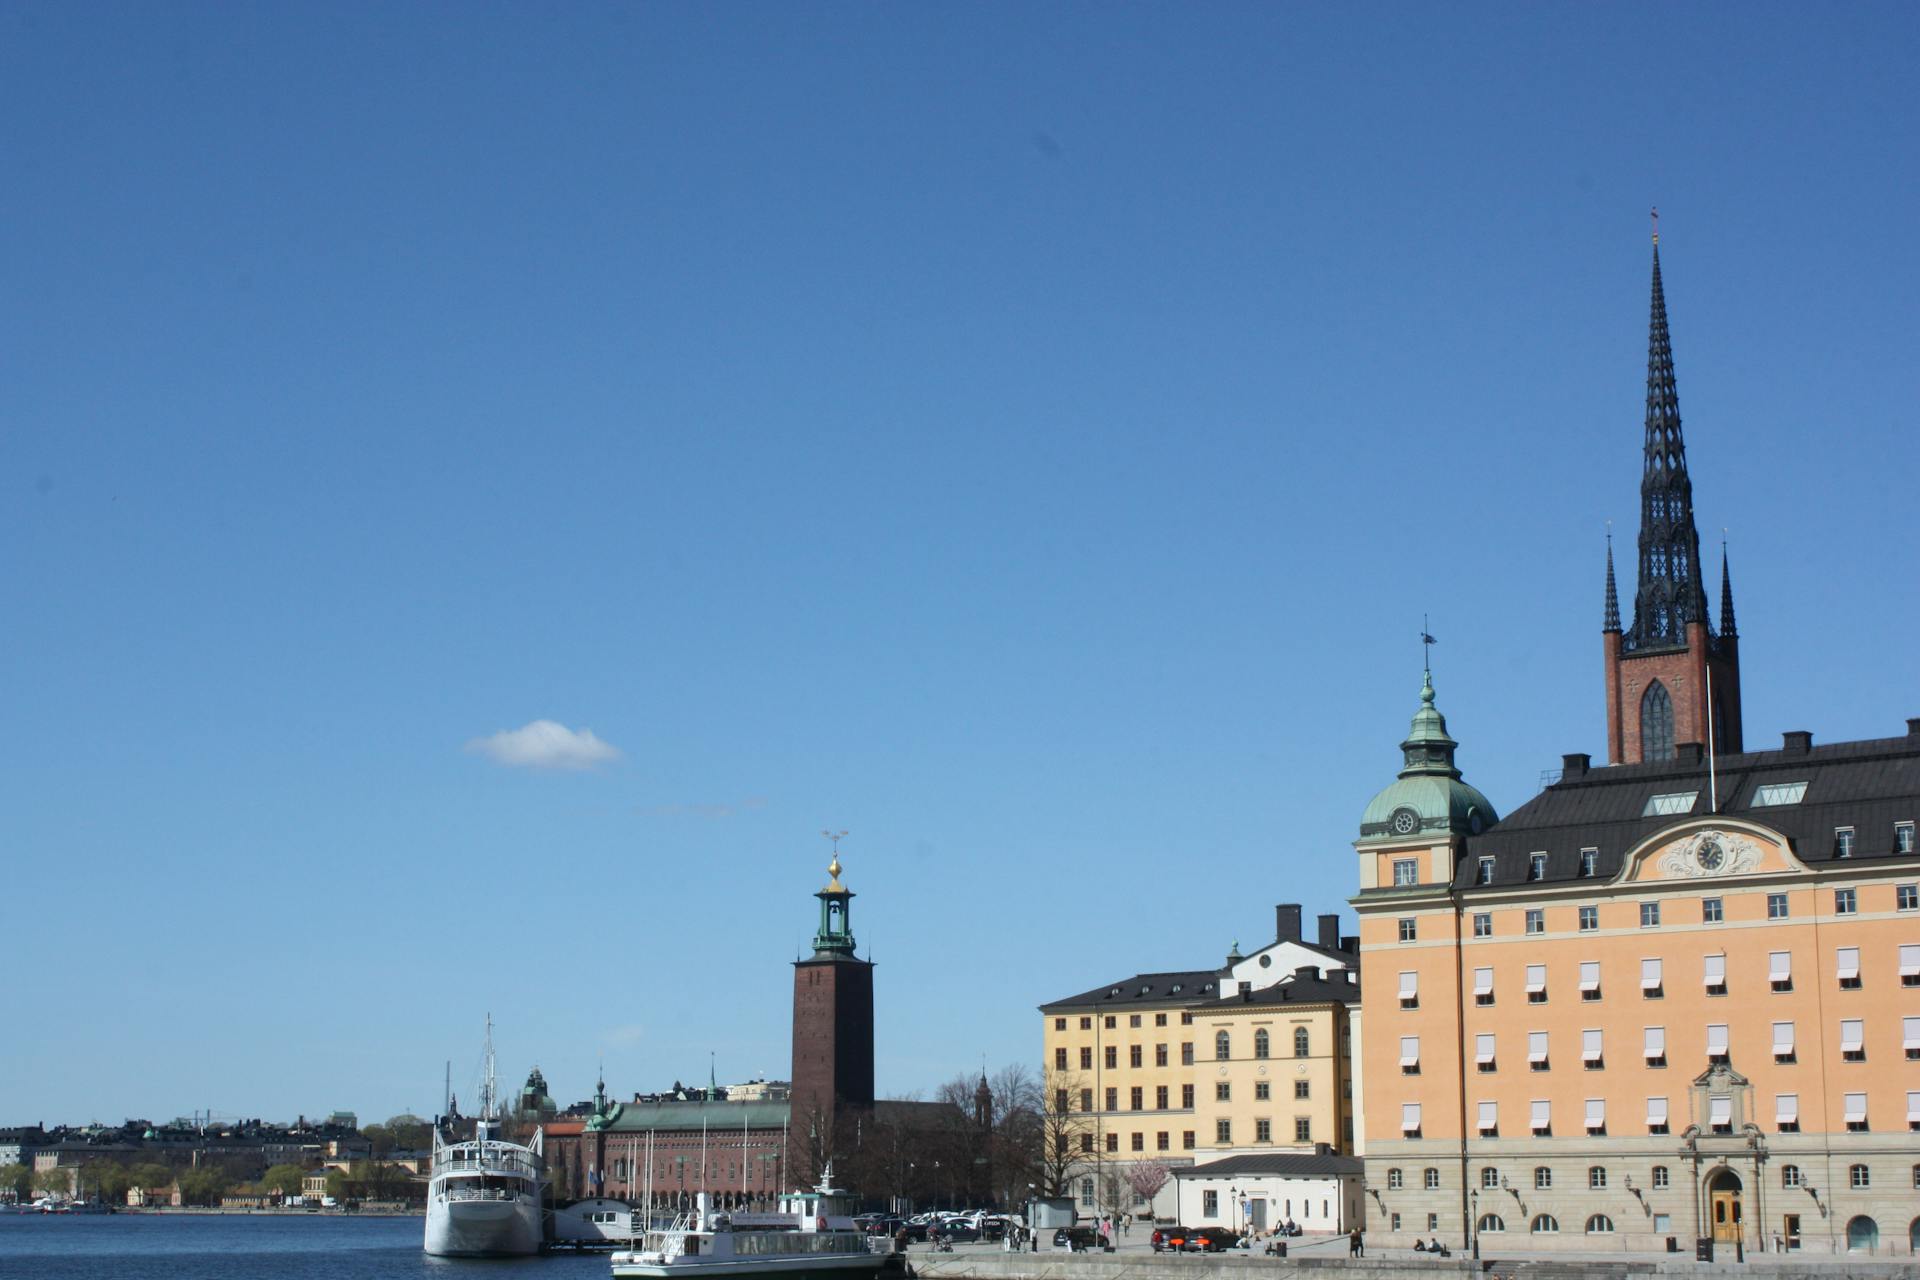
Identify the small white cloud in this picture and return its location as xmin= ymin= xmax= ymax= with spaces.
xmin=466 ymin=719 xmax=622 ymax=771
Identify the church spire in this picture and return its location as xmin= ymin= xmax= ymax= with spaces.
xmin=1718 ymin=542 xmax=1738 ymax=639
xmin=1603 ymin=532 xmax=1621 ymax=632
xmin=1624 ymin=231 xmax=1711 ymax=651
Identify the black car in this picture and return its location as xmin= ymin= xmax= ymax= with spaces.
xmin=940 ymin=1222 xmax=982 ymax=1244
xmin=1184 ymin=1227 xmax=1241 ymax=1253
xmin=1052 ymin=1226 xmax=1101 ymax=1251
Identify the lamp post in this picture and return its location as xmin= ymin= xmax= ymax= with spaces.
xmin=1469 ymin=1188 xmax=1479 ymax=1260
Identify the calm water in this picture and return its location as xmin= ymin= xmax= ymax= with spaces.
xmin=0 ymin=1213 xmax=614 ymax=1280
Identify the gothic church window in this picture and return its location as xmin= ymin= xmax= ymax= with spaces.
xmin=1641 ymin=682 xmax=1674 ymax=761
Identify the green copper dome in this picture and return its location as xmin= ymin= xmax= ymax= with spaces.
xmin=1358 ymin=671 xmax=1498 ymax=841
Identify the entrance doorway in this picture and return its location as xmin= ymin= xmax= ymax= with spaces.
xmin=1781 ymin=1214 xmax=1800 ymax=1251
xmin=1707 ymin=1169 xmax=1743 ymax=1244
xmin=1248 ymin=1199 xmax=1266 ymax=1233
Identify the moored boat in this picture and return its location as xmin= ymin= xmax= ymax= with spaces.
xmin=424 ymin=1017 xmax=547 ymax=1257
xmin=610 ymin=1167 xmax=888 ymax=1280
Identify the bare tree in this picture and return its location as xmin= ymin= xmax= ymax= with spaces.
xmin=1033 ymin=1069 xmax=1093 ymax=1200
xmin=1124 ymin=1159 xmax=1170 ymax=1218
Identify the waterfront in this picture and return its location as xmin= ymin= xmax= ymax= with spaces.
xmin=0 ymin=1213 xmax=609 ymax=1280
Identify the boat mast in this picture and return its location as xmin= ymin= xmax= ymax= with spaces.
xmin=479 ymin=1013 xmax=498 ymax=1139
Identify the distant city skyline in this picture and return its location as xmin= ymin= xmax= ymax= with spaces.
xmin=6 ymin=2 xmax=1917 ymax=1123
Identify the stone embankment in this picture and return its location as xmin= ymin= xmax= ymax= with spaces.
xmin=911 ymin=1251 xmax=1919 ymax=1280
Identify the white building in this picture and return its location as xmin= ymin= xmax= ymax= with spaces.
xmin=1171 ymin=1151 xmax=1364 ymax=1236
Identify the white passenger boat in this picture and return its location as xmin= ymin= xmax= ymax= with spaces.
xmin=424 ymin=1017 xmax=547 ymax=1257
xmin=610 ymin=1168 xmax=888 ymax=1280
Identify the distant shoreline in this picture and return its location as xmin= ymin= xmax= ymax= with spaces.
xmin=14 ymin=1207 xmax=425 ymax=1219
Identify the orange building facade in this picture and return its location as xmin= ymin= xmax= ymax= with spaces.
xmin=1351 ymin=240 xmax=1920 ymax=1258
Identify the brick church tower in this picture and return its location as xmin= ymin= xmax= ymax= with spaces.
xmin=789 ymin=846 xmax=874 ymax=1150
xmin=1602 ymin=228 xmax=1743 ymax=765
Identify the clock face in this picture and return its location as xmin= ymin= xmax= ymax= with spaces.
xmin=1391 ymin=808 xmax=1419 ymax=836
xmin=1696 ymin=838 xmax=1724 ymax=871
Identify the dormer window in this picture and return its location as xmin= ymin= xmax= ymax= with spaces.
xmin=1476 ymin=857 xmax=1494 ymax=885
xmin=1578 ymin=848 xmax=1598 ymax=877
xmin=1643 ymin=791 xmax=1697 ymax=817
xmin=1527 ymin=853 xmax=1548 ymax=882
xmin=1752 ymin=781 xmax=1808 ymax=807
xmin=1896 ymin=822 xmax=1915 ymax=854
xmin=1834 ymin=827 xmax=1855 ymax=859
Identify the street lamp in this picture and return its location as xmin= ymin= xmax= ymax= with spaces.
xmin=1469 ymin=1188 xmax=1480 ymax=1260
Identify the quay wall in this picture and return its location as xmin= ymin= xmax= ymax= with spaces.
xmin=910 ymin=1251 xmax=1920 ymax=1280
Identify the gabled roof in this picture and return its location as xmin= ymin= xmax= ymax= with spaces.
xmin=1039 ymin=969 xmax=1224 ymax=1013
xmin=1194 ymin=970 xmax=1358 ymax=1012
xmin=1453 ymin=726 xmax=1920 ymax=888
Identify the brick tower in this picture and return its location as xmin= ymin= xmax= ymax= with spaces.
xmin=1602 ymin=226 xmax=1743 ymax=765
xmin=789 ymin=845 xmax=874 ymax=1158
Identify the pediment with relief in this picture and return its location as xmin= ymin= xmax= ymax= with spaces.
xmin=1623 ymin=820 xmax=1801 ymax=882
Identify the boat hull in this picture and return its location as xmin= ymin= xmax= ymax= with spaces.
xmin=424 ymin=1196 xmax=543 ymax=1257
xmin=611 ymin=1254 xmax=887 ymax=1280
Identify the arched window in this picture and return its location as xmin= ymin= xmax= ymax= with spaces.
xmin=1254 ymin=1029 xmax=1270 ymax=1060
xmin=1530 ymin=1214 xmax=1559 ymax=1234
xmin=1477 ymin=1214 xmax=1505 ymax=1234
xmin=1641 ymin=681 xmax=1674 ymax=761
xmin=1386 ymin=1168 xmax=1403 ymax=1189
xmin=1586 ymin=1214 xmax=1615 ymax=1235
xmin=1781 ymin=1164 xmax=1801 ymax=1188
xmin=1293 ymin=1027 xmax=1310 ymax=1058
xmin=1846 ymin=1216 xmax=1879 ymax=1253
xmin=1215 ymin=1031 xmax=1230 ymax=1061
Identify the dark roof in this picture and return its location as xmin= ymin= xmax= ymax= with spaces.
xmin=1194 ymin=971 xmax=1358 ymax=1011
xmin=1039 ymin=969 xmax=1224 ymax=1013
xmin=1452 ymin=726 xmax=1920 ymax=889
xmin=1172 ymin=1152 xmax=1362 ymax=1179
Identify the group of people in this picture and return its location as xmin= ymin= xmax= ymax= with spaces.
xmin=1412 ymin=1236 xmax=1451 ymax=1257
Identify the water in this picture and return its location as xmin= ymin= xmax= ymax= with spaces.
xmin=0 ymin=1213 xmax=615 ymax=1280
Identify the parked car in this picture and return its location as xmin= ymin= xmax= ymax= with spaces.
xmin=1052 ymin=1225 xmax=1101 ymax=1251
xmin=1184 ymin=1227 xmax=1241 ymax=1253
xmin=940 ymin=1222 xmax=981 ymax=1244
xmin=1156 ymin=1225 xmax=1195 ymax=1252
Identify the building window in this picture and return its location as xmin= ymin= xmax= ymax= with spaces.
xmin=1579 ymin=848 xmax=1598 ymax=877
xmin=1215 ymin=1082 xmax=1230 ymax=1102
xmin=1704 ymin=953 xmax=1727 ymax=996
xmin=1398 ymin=917 xmax=1417 ymax=942
xmin=1131 ymin=1086 xmax=1144 ymax=1109
xmin=1898 ymin=883 xmax=1918 ymax=911
xmin=1080 ymin=1088 xmax=1093 ymax=1111
xmin=1588 ymin=1167 xmax=1607 ymax=1190
xmin=1531 ymin=1215 xmax=1559 ymax=1234
xmin=1643 ymin=789 xmax=1697 ymax=816
xmin=1643 ymin=1025 xmax=1666 ymax=1067
xmin=1835 ymin=827 xmax=1856 ymax=858
xmin=1202 ymin=1190 xmax=1218 ymax=1217
xmin=1254 ymin=1029 xmax=1270 ymax=1059
xmin=1895 ymin=823 xmax=1916 ymax=855
xmin=1104 ymin=1016 xmax=1115 ymax=1029
xmin=1702 ymin=897 xmax=1723 ymax=924
xmin=1389 ymin=1213 xmax=1400 ymax=1233
xmin=1105 ymin=1087 xmax=1117 ymax=1111
xmin=1647 ymin=1097 xmax=1669 ymax=1134
xmin=1079 ymin=1017 xmax=1092 ymax=1030
xmin=1156 ymin=1085 xmax=1169 ymax=1109
xmin=1386 ymin=1168 xmax=1403 ymax=1190
xmin=1837 ymin=947 xmax=1861 ymax=989
xmin=1528 ymin=853 xmax=1547 ymax=882
xmin=1080 ymin=1178 xmax=1094 ymax=1206
xmin=1586 ymin=1215 xmax=1614 ymax=1235
xmin=1770 ymin=951 xmax=1793 ymax=992
xmin=1180 ymin=1012 xmax=1193 ymax=1025
xmin=1473 ymin=912 xmax=1492 ymax=938
xmin=1054 ymin=1017 xmax=1066 ymax=1030
xmin=1130 ymin=1132 xmax=1144 ymax=1152
xmin=1840 ymin=1019 xmax=1865 ymax=1062
xmin=1254 ymin=1081 xmax=1269 ymax=1101
xmin=1294 ymin=1117 xmax=1311 ymax=1141
xmin=1155 ymin=1012 xmax=1168 ymax=1026
xmin=1474 ymin=966 xmax=1494 ymax=1006
xmin=1129 ymin=1014 xmax=1141 ymax=1028
xmin=1055 ymin=1047 xmax=1067 ymax=1070
xmin=1526 ymin=909 xmax=1545 ymax=935
xmin=1776 ymin=1094 xmax=1799 ymax=1133
xmin=1773 ymin=1020 xmax=1796 ymax=1062
xmin=1579 ymin=905 xmax=1598 ymax=931
xmin=1582 ymin=1028 xmax=1604 ymax=1069
xmin=1424 ymin=1168 xmax=1440 ymax=1189
xmin=1906 ymin=953 xmax=1920 ymax=993
xmin=1476 ymin=857 xmax=1494 ymax=885
xmin=1849 ymin=1164 xmax=1870 ymax=1190
xmin=1080 ymin=1135 xmax=1093 ymax=1152
xmin=1641 ymin=682 xmax=1674 ymax=762
xmin=1835 ymin=888 xmax=1857 ymax=915
xmin=1427 ymin=1214 xmax=1438 ymax=1233
xmin=1528 ymin=1030 xmax=1549 ymax=1071
xmin=1293 ymin=1027 xmax=1310 ymax=1058
xmin=1156 ymin=1043 xmax=1168 ymax=1067
xmin=1181 ymin=1042 xmax=1194 ymax=1066
xmin=1579 ymin=960 xmax=1601 ymax=1000
xmin=1780 ymin=1165 xmax=1801 ymax=1189
xmin=1056 ymin=1089 xmax=1069 ymax=1113
xmin=1706 ymin=1024 xmax=1729 ymax=1064
xmin=1214 ymin=1120 xmax=1230 ymax=1144
xmin=1768 ymin=892 xmax=1789 ymax=920
xmin=1215 ymin=1031 xmax=1230 ymax=1061
xmin=1400 ymin=1034 xmax=1420 ymax=1074
xmin=1534 ymin=1167 xmax=1551 ymax=1189
xmin=1156 ymin=1131 xmax=1169 ymax=1151
xmin=1475 ymin=1032 xmax=1496 ymax=1072
xmin=1393 ymin=859 xmax=1418 ymax=886
xmin=1526 ymin=963 xmax=1547 ymax=1003
xmin=1129 ymin=1045 xmax=1142 ymax=1068
xmin=1640 ymin=901 xmax=1661 ymax=928
xmin=1477 ymin=1215 xmax=1505 ymax=1234
xmin=1104 ymin=1046 xmax=1117 ymax=1070
xmin=1753 ymin=781 xmax=1808 ymax=806
xmin=1293 ymin=1080 xmax=1309 ymax=1099
xmin=1182 ymin=1084 xmax=1194 ymax=1108
xmin=1079 ymin=1048 xmax=1092 ymax=1070
xmin=1652 ymin=1166 xmax=1669 ymax=1189
xmin=1480 ymin=1167 xmax=1499 ymax=1190
xmin=1182 ymin=1131 xmax=1195 ymax=1149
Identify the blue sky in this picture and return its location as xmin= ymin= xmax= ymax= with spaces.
xmin=5 ymin=2 xmax=1916 ymax=1127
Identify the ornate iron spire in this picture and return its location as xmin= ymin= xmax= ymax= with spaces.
xmin=1624 ymin=235 xmax=1711 ymax=652
xmin=1603 ymin=531 xmax=1621 ymax=633
xmin=1718 ymin=541 xmax=1737 ymax=639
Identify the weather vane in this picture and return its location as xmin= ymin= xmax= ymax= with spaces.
xmin=1421 ymin=615 xmax=1437 ymax=676
xmin=821 ymin=829 xmax=847 ymax=854
xmin=1651 ymin=205 xmax=1659 ymax=245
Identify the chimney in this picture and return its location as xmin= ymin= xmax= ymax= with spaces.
xmin=1340 ymin=934 xmax=1359 ymax=954
xmin=1316 ymin=914 xmax=1340 ymax=951
xmin=1294 ymin=966 xmax=1320 ymax=983
xmin=1561 ymin=752 xmax=1590 ymax=779
xmin=1676 ymin=742 xmax=1704 ymax=765
xmin=1274 ymin=904 xmax=1302 ymax=944
xmin=1907 ymin=718 xmax=1920 ymax=739
xmin=1783 ymin=730 xmax=1813 ymax=754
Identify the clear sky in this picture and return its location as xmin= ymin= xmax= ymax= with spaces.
xmin=5 ymin=2 xmax=1916 ymax=1128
